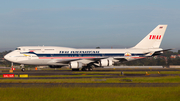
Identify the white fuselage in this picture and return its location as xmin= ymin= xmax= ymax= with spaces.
xmin=4 ymin=46 xmax=162 ymax=66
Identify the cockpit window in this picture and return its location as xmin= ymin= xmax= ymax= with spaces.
xmin=15 ymin=48 xmax=21 ymax=50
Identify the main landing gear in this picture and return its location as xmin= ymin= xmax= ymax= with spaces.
xmin=81 ymin=66 xmax=93 ymax=71
xmin=72 ymin=67 xmax=93 ymax=71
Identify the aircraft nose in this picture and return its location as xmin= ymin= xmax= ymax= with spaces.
xmin=4 ymin=54 xmax=9 ymax=61
xmin=4 ymin=53 xmax=13 ymax=61
xmin=4 ymin=52 xmax=18 ymax=62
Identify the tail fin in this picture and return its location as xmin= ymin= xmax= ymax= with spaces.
xmin=133 ymin=25 xmax=167 ymax=49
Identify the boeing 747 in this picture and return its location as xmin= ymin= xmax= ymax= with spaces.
xmin=4 ymin=25 xmax=170 ymax=71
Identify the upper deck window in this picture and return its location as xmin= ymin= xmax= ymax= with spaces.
xmin=15 ymin=48 xmax=21 ymax=50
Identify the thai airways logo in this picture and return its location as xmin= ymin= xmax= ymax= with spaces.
xmin=124 ymin=52 xmax=131 ymax=56
xmin=23 ymin=54 xmax=30 ymax=57
xmin=149 ymin=35 xmax=161 ymax=40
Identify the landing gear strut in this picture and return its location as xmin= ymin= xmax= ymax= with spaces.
xmin=11 ymin=62 xmax=13 ymax=69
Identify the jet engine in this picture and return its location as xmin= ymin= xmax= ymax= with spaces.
xmin=69 ymin=61 xmax=83 ymax=69
xmin=99 ymin=59 xmax=113 ymax=66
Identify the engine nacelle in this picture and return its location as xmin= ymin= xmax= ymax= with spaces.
xmin=69 ymin=61 xmax=83 ymax=69
xmin=99 ymin=59 xmax=113 ymax=66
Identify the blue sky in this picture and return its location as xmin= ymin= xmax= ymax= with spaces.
xmin=0 ymin=0 xmax=180 ymax=51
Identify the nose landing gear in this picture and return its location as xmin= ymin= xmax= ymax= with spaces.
xmin=20 ymin=64 xmax=25 ymax=72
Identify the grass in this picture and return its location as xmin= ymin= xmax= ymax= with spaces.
xmin=0 ymin=76 xmax=180 ymax=83
xmin=0 ymin=86 xmax=180 ymax=101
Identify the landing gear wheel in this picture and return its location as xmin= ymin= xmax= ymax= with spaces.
xmin=88 ymin=67 xmax=93 ymax=71
xmin=85 ymin=67 xmax=89 ymax=71
xmin=82 ymin=66 xmax=93 ymax=71
xmin=81 ymin=67 xmax=88 ymax=71
xmin=81 ymin=68 xmax=85 ymax=71
xmin=21 ymin=68 xmax=25 ymax=72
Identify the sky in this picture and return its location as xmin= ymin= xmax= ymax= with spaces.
xmin=0 ymin=0 xmax=180 ymax=52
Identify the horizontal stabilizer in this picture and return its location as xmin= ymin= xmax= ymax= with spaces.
xmin=151 ymin=49 xmax=174 ymax=56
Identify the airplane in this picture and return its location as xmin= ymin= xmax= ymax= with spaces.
xmin=4 ymin=25 xmax=170 ymax=71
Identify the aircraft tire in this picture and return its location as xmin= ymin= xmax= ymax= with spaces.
xmin=88 ymin=67 xmax=93 ymax=71
xmin=81 ymin=68 xmax=85 ymax=71
xmin=85 ymin=67 xmax=89 ymax=71
xmin=82 ymin=67 xmax=89 ymax=71
xmin=21 ymin=68 xmax=25 ymax=72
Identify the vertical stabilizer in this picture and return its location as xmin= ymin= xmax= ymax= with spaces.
xmin=133 ymin=25 xmax=167 ymax=49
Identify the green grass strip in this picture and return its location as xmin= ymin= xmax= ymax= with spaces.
xmin=0 ymin=76 xmax=180 ymax=83
xmin=0 ymin=87 xmax=180 ymax=101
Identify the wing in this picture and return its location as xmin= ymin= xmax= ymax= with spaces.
xmin=49 ymin=55 xmax=146 ymax=65
xmin=54 ymin=57 xmax=107 ymax=64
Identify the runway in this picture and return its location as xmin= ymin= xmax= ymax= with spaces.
xmin=1 ymin=68 xmax=180 ymax=73
xmin=0 ymin=68 xmax=180 ymax=79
